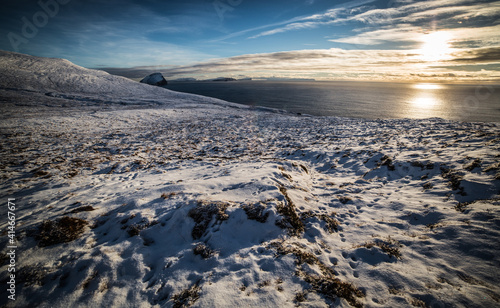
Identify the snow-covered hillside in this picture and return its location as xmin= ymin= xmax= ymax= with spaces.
xmin=0 ymin=51 xmax=499 ymax=308
xmin=0 ymin=50 xmax=246 ymax=110
xmin=0 ymin=50 xmax=164 ymax=95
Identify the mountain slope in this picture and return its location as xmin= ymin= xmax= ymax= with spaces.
xmin=0 ymin=50 xmax=239 ymax=108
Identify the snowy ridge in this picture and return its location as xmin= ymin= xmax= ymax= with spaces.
xmin=0 ymin=52 xmax=500 ymax=308
xmin=0 ymin=50 xmax=244 ymax=109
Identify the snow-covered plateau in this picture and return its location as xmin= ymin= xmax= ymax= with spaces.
xmin=0 ymin=51 xmax=499 ymax=308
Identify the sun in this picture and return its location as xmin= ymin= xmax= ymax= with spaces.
xmin=420 ymin=31 xmax=452 ymax=62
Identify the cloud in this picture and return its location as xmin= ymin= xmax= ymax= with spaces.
xmin=106 ymin=48 xmax=416 ymax=78
xmin=450 ymin=47 xmax=500 ymax=63
xmin=247 ymin=0 xmax=499 ymax=45
xmin=400 ymin=1 xmax=500 ymax=23
xmin=103 ymin=46 xmax=500 ymax=82
xmin=329 ymin=25 xmax=421 ymax=46
xmin=249 ymin=21 xmax=328 ymax=39
xmin=247 ymin=0 xmax=376 ymax=39
xmin=330 ymin=21 xmax=500 ymax=59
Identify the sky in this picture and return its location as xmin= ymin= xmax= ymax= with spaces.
xmin=0 ymin=0 xmax=499 ymax=82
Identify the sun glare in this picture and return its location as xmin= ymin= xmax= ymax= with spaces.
xmin=411 ymin=97 xmax=437 ymax=109
xmin=420 ymin=31 xmax=452 ymax=62
xmin=413 ymin=83 xmax=442 ymax=90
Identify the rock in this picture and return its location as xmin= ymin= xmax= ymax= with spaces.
xmin=212 ymin=77 xmax=237 ymax=82
xmin=140 ymin=73 xmax=168 ymax=86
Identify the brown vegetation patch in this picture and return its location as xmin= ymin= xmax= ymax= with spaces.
xmin=422 ymin=182 xmax=433 ymax=190
xmin=69 ymin=205 xmax=95 ymax=213
xmin=269 ymin=240 xmax=365 ymax=307
xmin=193 ymin=243 xmax=216 ymax=259
xmin=457 ymin=273 xmax=485 ymax=286
xmin=379 ymin=155 xmax=395 ymax=171
xmin=282 ymin=172 xmax=293 ymax=181
xmin=275 ymin=187 xmax=304 ymax=236
xmin=172 ymin=283 xmax=201 ymax=308
xmin=126 ymin=219 xmax=158 ymax=237
xmin=257 ymin=280 xmax=271 ymax=288
xmin=411 ymin=161 xmax=434 ymax=170
xmin=33 ymin=169 xmax=51 ymax=177
xmin=36 ymin=216 xmax=88 ymax=247
xmin=388 ymin=286 xmax=403 ymax=295
xmin=242 ymin=203 xmax=269 ymax=223
xmin=296 ymin=269 xmax=365 ymax=308
xmin=441 ymin=166 xmax=465 ymax=194
xmin=81 ymin=270 xmax=99 ymax=289
xmin=270 ymin=241 xmax=321 ymax=267
xmin=464 ymin=158 xmax=482 ymax=171
xmin=301 ymin=211 xmax=340 ymax=233
xmin=454 ymin=197 xmax=500 ymax=213
xmin=338 ymin=196 xmax=353 ymax=204
xmin=188 ymin=201 xmax=230 ymax=239
xmin=17 ymin=265 xmax=49 ymax=286
xmin=161 ymin=192 xmax=178 ymax=199
xmin=483 ymin=162 xmax=500 ymax=173
xmin=357 ymin=237 xmax=402 ymax=259
xmin=410 ymin=297 xmax=427 ymax=307
xmin=294 ymin=290 xmax=309 ymax=303
xmin=454 ymin=201 xmax=470 ymax=213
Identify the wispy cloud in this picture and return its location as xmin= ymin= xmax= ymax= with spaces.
xmin=399 ymin=1 xmax=500 ymax=23
xmin=247 ymin=0 xmax=499 ymax=43
xmin=329 ymin=25 xmax=422 ymax=46
xmin=243 ymin=0 xmax=376 ymax=39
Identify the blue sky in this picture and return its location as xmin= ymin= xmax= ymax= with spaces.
xmin=1 ymin=0 xmax=499 ymax=82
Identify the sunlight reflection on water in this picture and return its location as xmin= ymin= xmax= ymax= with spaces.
xmin=412 ymin=83 xmax=443 ymax=90
xmin=411 ymin=96 xmax=438 ymax=109
xmin=404 ymin=83 xmax=453 ymax=118
xmin=406 ymin=84 xmax=445 ymax=118
xmin=165 ymin=81 xmax=500 ymax=122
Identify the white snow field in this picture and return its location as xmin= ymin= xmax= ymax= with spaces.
xmin=1 ymin=51 xmax=499 ymax=308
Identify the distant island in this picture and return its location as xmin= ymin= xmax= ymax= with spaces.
xmin=263 ymin=77 xmax=316 ymax=82
xmin=169 ymin=77 xmax=252 ymax=82
xmin=168 ymin=77 xmax=316 ymax=83
xmin=212 ymin=77 xmax=237 ymax=82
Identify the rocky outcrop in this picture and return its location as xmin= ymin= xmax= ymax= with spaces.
xmin=140 ymin=73 xmax=168 ymax=86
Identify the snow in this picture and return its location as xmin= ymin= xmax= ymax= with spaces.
xmin=1 ymin=51 xmax=500 ymax=308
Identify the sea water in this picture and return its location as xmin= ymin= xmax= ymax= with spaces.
xmin=164 ymin=81 xmax=500 ymax=122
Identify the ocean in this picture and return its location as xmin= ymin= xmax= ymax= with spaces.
xmin=164 ymin=81 xmax=500 ymax=122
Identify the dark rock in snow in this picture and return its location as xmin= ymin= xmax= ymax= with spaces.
xmin=140 ymin=73 xmax=168 ymax=86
